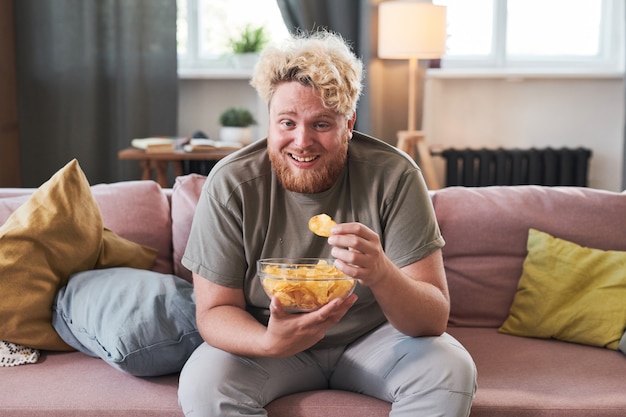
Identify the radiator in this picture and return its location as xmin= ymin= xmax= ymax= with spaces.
xmin=440 ymin=147 xmax=592 ymax=187
xmin=183 ymin=160 xmax=219 ymax=176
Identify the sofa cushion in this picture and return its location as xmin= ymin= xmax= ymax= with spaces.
xmin=91 ymin=180 xmax=173 ymax=275
xmin=171 ymin=174 xmax=207 ymax=282
xmin=499 ymin=228 xmax=626 ymax=350
xmin=0 ymin=188 xmax=33 ymax=199
xmin=432 ymin=186 xmax=626 ymax=328
xmin=0 ymin=159 xmax=156 ymax=350
xmin=52 ymin=267 xmax=203 ymax=377
xmin=448 ymin=326 xmax=626 ymax=417
xmin=265 ymin=390 xmax=391 ymax=417
xmin=0 ymin=181 xmax=171 ymax=275
xmin=0 ymin=351 xmax=182 ymax=416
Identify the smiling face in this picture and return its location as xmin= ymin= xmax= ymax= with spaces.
xmin=267 ymin=81 xmax=355 ymax=194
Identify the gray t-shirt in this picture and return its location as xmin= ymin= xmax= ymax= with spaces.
xmin=182 ymin=131 xmax=444 ymax=348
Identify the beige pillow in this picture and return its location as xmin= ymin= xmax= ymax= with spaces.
xmin=499 ymin=228 xmax=626 ymax=350
xmin=0 ymin=159 xmax=156 ymax=350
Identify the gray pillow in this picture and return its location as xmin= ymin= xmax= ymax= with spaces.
xmin=52 ymin=267 xmax=202 ymax=376
xmin=620 ymin=332 xmax=626 ymax=356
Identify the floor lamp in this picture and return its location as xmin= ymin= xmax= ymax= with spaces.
xmin=378 ymin=1 xmax=447 ymax=189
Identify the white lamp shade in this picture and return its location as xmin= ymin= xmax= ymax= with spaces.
xmin=378 ymin=1 xmax=447 ymax=59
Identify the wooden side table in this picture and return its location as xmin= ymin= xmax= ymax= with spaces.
xmin=118 ymin=147 xmax=235 ymax=187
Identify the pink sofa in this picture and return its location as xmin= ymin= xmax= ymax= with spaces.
xmin=1 ymin=174 xmax=626 ymax=417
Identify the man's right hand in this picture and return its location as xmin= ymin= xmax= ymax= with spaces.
xmin=261 ymin=293 xmax=358 ymax=358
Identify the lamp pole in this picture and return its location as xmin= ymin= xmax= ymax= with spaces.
xmin=378 ymin=1 xmax=447 ymax=189
xmin=408 ymin=56 xmax=418 ymax=132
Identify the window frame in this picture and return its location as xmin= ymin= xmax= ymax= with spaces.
xmin=178 ymin=0 xmax=625 ymax=78
xmin=437 ymin=0 xmax=624 ymax=74
xmin=177 ymin=0 xmax=289 ymax=78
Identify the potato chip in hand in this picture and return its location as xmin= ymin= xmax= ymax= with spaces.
xmin=308 ymin=214 xmax=336 ymax=237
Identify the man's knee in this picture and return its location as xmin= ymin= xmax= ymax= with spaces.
xmin=403 ymin=333 xmax=476 ymax=393
xmin=390 ymin=334 xmax=476 ymax=416
xmin=178 ymin=343 xmax=265 ymax=416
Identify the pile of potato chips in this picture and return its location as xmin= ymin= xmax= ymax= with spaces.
xmin=259 ymin=215 xmax=354 ymax=312
xmin=259 ymin=259 xmax=355 ymax=312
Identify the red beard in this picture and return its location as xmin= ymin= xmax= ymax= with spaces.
xmin=269 ymin=141 xmax=348 ymax=193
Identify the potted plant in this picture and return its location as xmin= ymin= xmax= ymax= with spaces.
xmin=219 ymin=107 xmax=257 ymax=145
xmin=227 ymin=24 xmax=269 ymax=68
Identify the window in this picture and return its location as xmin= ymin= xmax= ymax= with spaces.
xmin=178 ymin=0 xmax=624 ymax=75
xmin=177 ymin=0 xmax=289 ymax=74
xmin=433 ymin=0 xmax=624 ymax=72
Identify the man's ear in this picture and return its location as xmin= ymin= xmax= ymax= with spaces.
xmin=347 ymin=112 xmax=356 ymax=138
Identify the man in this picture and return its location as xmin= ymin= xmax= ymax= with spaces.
xmin=179 ymin=30 xmax=476 ymax=416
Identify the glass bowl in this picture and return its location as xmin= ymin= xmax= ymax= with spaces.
xmin=257 ymin=258 xmax=356 ymax=313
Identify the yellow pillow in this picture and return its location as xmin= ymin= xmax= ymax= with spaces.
xmin=97 ymin=228 xmax=157 ymax=270
xmin=499 ymin=228 xmax=626 ymax=350
xmin=0 ymin=159 xmax=157 ymax=350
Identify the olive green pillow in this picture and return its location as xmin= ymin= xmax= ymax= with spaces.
xmin=0 ymin=159 xmax=157 ymax=350
xmin=499 ymin=228 xmax=626 ymax=350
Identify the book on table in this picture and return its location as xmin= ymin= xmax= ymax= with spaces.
xmin=130 ymin=137 xmax=242 ymax=153
xmin=183 ymin=138 xmax=243 ymax=153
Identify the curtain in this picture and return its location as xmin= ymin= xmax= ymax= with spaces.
xmin=277 ymin=0 xmax=361 ymax=53
xmin=276 ymin=0 xmax=372 ymax=134
xmin=14 ymin=0 xmax=178 ymax=187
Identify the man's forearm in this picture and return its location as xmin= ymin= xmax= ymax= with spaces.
xmin=197 ymin=305 xmax=270 ymax=356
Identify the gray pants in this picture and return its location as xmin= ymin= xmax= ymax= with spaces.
xmin=178 ymin=323 xmax=476 ymax=416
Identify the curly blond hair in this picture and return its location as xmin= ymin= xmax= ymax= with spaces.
xmin=250 ymin=30 xmax=363 ymax=118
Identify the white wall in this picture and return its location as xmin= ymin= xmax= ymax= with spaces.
xmin=178 ymin=73 xmax=625 ymax=192
xmin=178 ymin=78 xmax=267 ymax=143
xmin=423 ymin=73 xmax=625 ymax=192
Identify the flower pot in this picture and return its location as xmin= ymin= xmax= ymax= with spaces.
xmin=220 ymin=126 xmax=253 ymax=145
xmin=232 ymin=53 xmax=259 ymax=69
